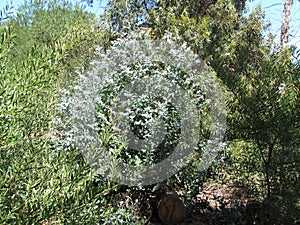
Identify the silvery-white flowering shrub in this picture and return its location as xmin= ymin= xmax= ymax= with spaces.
xmin=54 ymin=32 xmax=226 ymax=186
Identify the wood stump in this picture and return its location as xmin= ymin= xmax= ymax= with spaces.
xmin=157 ymin=191 xmax=186 ymax=225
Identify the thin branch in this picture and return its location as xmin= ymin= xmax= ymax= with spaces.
xmin=264 ymin=3 xmax=282 ymax=9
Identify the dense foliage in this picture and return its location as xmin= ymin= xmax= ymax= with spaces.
xmin=0 ymin=0 xmax=299 ymax=224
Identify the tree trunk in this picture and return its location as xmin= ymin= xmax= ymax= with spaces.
xmin=280 ymin=0 xmax=293 ymax=46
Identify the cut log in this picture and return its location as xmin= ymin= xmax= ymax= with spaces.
xmin=157 ymin=191 xmax=186 ymax=225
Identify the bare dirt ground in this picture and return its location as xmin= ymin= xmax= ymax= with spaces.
xmin=145 ymin=183 xmax=262 ymax=225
